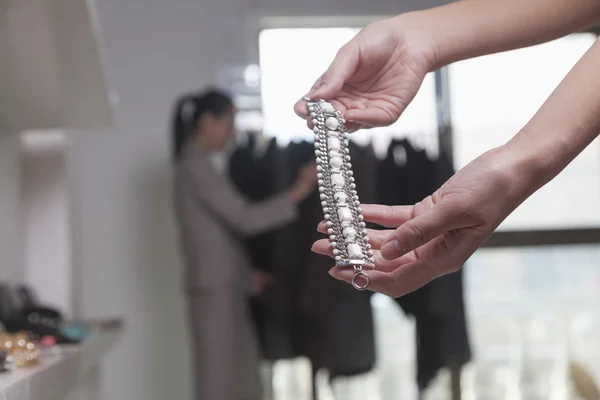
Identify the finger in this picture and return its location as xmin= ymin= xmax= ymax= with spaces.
xmin=329 ymin=259 xmax=438 ymax=298
xmin=307 ymin=42 xmax=359 ymax=100
xmin=312 ymin=239 xmax=416 ymax=273
xmin=361 ymin=204 xmax=414 ymax=228
xmin=294 ymin=98 xmax=310 ymax=119
xmin=316 ymin=224 xmax=393 ymax=247
xmin=380 ymin=203 xmax=466 ymax=260
xmin=420 ymin=226 xmax=487 ymax=275
xmin=344 ymin=107 xmax=399 ymax=128
xmin=317 ymin=204 xmax=415 ymax=232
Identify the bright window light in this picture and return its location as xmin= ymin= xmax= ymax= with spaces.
xmin=259 ymin=28 xmax=437 ymax=156
xmin=450 ymin=33 xmax=600 ymax=230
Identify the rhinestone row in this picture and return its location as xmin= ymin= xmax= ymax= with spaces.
xmin=307 ymin=99 xmax=375 ymax=268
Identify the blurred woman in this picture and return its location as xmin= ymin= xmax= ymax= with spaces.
xmin=172 ymin=89 xmax=316 ymax=400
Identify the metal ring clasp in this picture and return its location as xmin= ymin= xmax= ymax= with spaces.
xmin=352 ymin=271 xmax=370 ymax=291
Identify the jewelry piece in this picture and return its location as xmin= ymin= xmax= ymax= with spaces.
xmin=0 ymin=332 xmax=41 ymax=367
xmin=305 ymin=98 xmax=374 ymax=291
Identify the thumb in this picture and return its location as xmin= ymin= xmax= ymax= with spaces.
xmin=380 ymin=203 xmax=465 ymax=260
xmin=306 ymin=42 xmax=359 ymax=99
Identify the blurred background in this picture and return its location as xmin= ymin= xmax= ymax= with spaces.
xmin=1 ymin=0 xmax=600 ymax=399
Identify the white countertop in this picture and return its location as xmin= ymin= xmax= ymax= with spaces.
xmin=0 ymin=327 xmax=122 ymax=400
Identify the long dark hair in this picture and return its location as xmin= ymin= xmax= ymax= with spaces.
xmin=171 ymin=89 xmax=234 ymax=161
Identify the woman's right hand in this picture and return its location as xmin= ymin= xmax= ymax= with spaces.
xmin=311 ymin=145 xmax=538 ymax=297
xmin=294 ymin=14 xmax=438 ymax=131
xmin=289 ymin=162 xmax=318 ymax=203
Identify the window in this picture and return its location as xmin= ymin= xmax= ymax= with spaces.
xmin=259 ymin=28 xmax=437 ymax=157
xmin=449 ymin=34 xmax=600 ymax=230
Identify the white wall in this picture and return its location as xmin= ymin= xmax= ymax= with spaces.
xmin=0 ymin=134 xmax=23 ymax=284
xmin=22 ymin=132 xmax=72 ymax=316
xmin=67 ymin=0 xmax=449 ymax=399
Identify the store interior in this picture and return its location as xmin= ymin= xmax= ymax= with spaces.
xmin=1 ymin=0 xmax=600 ymax=399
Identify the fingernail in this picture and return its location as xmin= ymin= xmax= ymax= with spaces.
xmin=380 ymin=239 xmax=403 ymax=260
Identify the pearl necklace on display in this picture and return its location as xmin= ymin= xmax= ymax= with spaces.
xmin=305 ymin=97 xmax=374 ymax=290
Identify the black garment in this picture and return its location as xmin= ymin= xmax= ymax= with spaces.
xmin=229 ymin=139 xmax=377 ymax=377
xmin=378 ymin=139 xmax=471 ymax=390
xmin=229 ymin=137 xmax=285 ymax=357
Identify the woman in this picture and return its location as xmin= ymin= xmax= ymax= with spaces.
xmin=299 ymin=0 xmax=600 ymax=297
xmin=173 ymin=89 xmax=316 ymax=400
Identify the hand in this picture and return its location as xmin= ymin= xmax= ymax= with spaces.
xmin=250 ymin=269 xmax=274 ymax=296
xmin=289 ymin=162 xmax=318 ymax=202
xmin=311 ymin=146 xmax=534 ymax=297
xmin=294 ymin=15 xmax=437 ymax=131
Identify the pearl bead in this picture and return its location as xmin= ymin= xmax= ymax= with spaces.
xmin=331 ymin=173 xmax=344 ymax=189
xmin=313 ymin=127 xmax=320 ymax=133
xmin=326 ymin=117 xmax=339 ymax=130
xmin=330 ymin=235 xmax=336 ymax=240
xmin=338 ymin=207 xmax=352 ymax=222
xmin=347 ymin=244 xmax=362 ymax=259
xmin=332 ymin=249 xmax=339 ymax=255
xmin=319 ymin=194 xmax=327 ymax=200
xmin=321 ymin=102 xmax=335 ymax=113
xmin=334 ymin=192 xmax=348 ymax=203
xmin=317 ymin=173 xmax=323 ymax=179
xmin=343 ymin=227 xmax=357 ymax=239
xmin=328 ymin=229 xmax=334 ymax=235
xmin=335 ymin=256 xmax=341 ymax=261
xmin=324 ymin=214 xmax=330 ymax=220
xmin=328 ymin=137 xmax=341 ymax=151
xmin=329 ymin=157 xmax=343 ymax=169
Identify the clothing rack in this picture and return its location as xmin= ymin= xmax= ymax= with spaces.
xmin=230 ymin=135 xmax=470 ymax=399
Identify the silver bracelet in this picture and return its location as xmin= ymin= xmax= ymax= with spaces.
xmin=305 ymin=97 xmax=374 ymax=291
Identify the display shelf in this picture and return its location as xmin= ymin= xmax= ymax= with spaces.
xmin=0 ymin=324 xmax=122 ymax=400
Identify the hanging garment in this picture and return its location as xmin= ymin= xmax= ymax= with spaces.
xmin=378 ymin=138 xmax=471 ymax=390
xmin=229 ymin=137 xmax=294 ymax=359
xmin=297 ymin=140 xmax=377 ymax=378
xmin=229 ymin=139 xmax=377 ymax=377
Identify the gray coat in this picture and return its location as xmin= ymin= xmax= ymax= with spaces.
xmin=173 ymin=141 xmax=297 ymax=292
xmin=174 ymin=142 xmax=298 ymax=400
